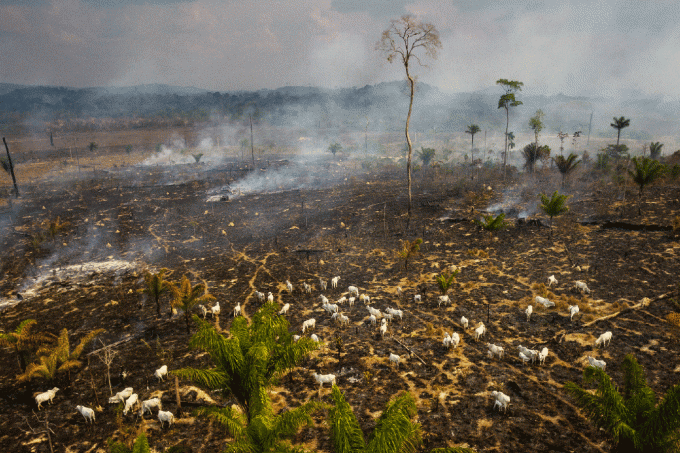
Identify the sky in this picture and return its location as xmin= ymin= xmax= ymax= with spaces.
xmin=1 ymin=0 xmax=679 ymax=99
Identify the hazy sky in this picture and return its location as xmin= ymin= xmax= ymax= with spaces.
xmin=1 ymin=0 xmax=678 ymax=98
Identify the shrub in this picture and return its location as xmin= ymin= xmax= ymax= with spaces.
xmin=476 ymin=212 xmax=509 ymax=231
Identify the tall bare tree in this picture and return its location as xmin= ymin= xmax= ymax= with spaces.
xmin=377 ymin=15 xmax=442 ymax=231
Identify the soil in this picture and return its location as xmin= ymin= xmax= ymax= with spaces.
xmin=1 ymin=144 xmax=679 ymax=453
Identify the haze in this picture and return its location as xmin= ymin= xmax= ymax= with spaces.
xmin=1 ymin=0 xmax=679 ymax=99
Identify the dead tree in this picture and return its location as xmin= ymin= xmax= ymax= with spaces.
xmin=94 ymin=338 xmax=118 ymax=396
xmin=2 ymin=137 xmax=19 ymax=197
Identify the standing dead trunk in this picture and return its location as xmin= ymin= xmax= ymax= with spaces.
xmin=3 ymin=137 xmax=19 ymax=197
xmin=404 ymin=70 xmax=415 ymax=232
xmin=503 ymin=109 xmax=509 ymax=180
xmin=250 ymin=115 xmax=255 ymax=166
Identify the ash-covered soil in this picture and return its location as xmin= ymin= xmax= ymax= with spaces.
xmin=1 ymin=153 xmax=679 ymax=453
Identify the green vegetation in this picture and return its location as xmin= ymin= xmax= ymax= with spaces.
xmin=539 ymin=191 xmax=570 ymax=238
xmin=169 ymin=276 xmax=215 ymax=334
xmin=496 ymin=79 xmax=523 ymax=177
xmin=416 ymin=147 xmax=436 ymax=166
xmin=595 ymin=153 xmax=610 ymax=171
xmin=628 ymin=157 xmax=666 ymax=215
xmin=0 ymin=319 xmax=54 ymax=372
xmin=605 ymin=144 xmax=629 ymax=160
xmin=436 ymin=268 xmax=460 ymax=295
xmin=564 ymin=354 xmax=680 ymax=453
xmin=192 ymin=153 xmax=203 ymax=163
xmin=173 ymin=301 xmax=321 ymax=452
xmin=328 ymin=142 xmax=342 ymax=157
xmin=398 ymin=238 xmax=422 ymax=271
xmin=109 ymin=432 xmax=151 ymax=453
xmin=553 ymin=153 xmax=581 ymax=187
xmin=329 ymin=385 xmax=476 ymax=453
xmin=139 ymin=268 xmax=171 ymax=318
xmin=529 ymin=109 xmax=545 ymax=161
xmin=611 ymin=116 xmax=631 ymax=147
xmin=522 ymin=143 xmax=550 ymax=173
xmin=476 ymin=212 xmax=509 ymax=231
xmin=88 ymin=142 xmax=98 ymax=153
xmin=649 ymin=141 xmax=663 ymax=159
xmin=465 ymin=124 xmax=481 ymax=163
xmin=124 ymin=144 xmax=133 ymax=154
xmin=17 ymin=328 xmax=103 ymax=383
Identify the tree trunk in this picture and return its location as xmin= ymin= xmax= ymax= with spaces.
xmin=405 ymin=69 xmax=415 ymax=232
xmin=155 ymin=295 xmax=161 ymax=318
xmin=504 ymin=108 xmax=509 ymax=180
xmin=250 ymin=115 xmax=255 ymax=166
xmin=3 ymin=137 xmax=19 ymax=197
xmin=616 ymin=129 xmax=621 ymax=147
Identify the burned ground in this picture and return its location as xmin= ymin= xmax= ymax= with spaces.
xmin=0 ymin=149 xmax=679 ymax=453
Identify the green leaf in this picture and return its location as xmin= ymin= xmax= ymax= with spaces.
xmin=329 ymin=385 xmax=366 ymax=453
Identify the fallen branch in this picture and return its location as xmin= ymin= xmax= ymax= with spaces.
xmin=392 ymin=338 xmax=426 ymax=365
xmin=582 ymin=292 xmax=673 ymax=328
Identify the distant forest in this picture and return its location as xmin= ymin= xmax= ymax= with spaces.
xmin=0 ymin=81 xmax=677 ymax=140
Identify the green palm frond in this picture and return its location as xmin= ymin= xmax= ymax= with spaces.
xmin=17 ymin=353 xmax=59 ymax=382
xmin=475 ymin=213 xmax=509 ymax=231
xmin=621 ymin=354 xmax=655 ymax=416
xmin=195 ymin=406 xmax=247 ymax=439
xmin=365 ymin=392 xmax=422 ymax=453
xmin=639 ymin=384 xmax=680 ymax=448
xmin=69 ymin=328 xmax=104 ymax=359
xmin=172 ymin=367 xmax=229 ymax=391
xmin=329 ymin=385 xmax=366 ymax=453
xmin=565 ymin=367 xmax=636 ymax=446
xmin=628 ymin=157 xmax=666 ymax=195
xmin=273 ymin=400 xmax=325 ymax=440
xmin=435 ymin=269 xmax=459 ymax=295
xmin=139 ymin=268 xmax=170 ymax=317
xmin=131 ymin=432 xmax=151 ymax=453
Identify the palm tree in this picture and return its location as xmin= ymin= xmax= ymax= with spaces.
xmin=553 ymin=153 xmax=581 ymax=187
xmin=565 ymin=354 xmax=680 ymax=453
xmin=17 ymin=328 xmax=103 ymax=383
xmin=109 ymin=432 xmax=151 ymax=453
xmin=168 ymin=276 xmax=215 ymax=334
xmin=416 ymin=147 xmax=436 ymax=166
xmin=539 ymin=191 xmax=570 ymax=238
xmin=497 ymin=79 xmax=524 ymax=179
xmin=0 ymin=319 xmax=55 ymax=372
xmin=173 ymin=301 xmax=319 ymax=415
xmin=522 ymin=143 xmax=550 ymax=173
xmin=435 ymin=268 xmax=459 ymax=295
xmin=329 ymin=385 xmax=475 ymax=453
xmin=628 ymin=157 xmax=666 ymax=215
xmin=610 ymin=116 xmax=631 ymax=147
xmin=649 ymin=141 xmax=663 ymax=160
xmin=476 ymin=213 xmax=509 ymax=232
xmin=138 ymin=268 xmax=171 ymax=318
xmin=173 ymin=302 xmax=322 ymax=452
xmin=465 ymin=124 xmax=481 ymax=164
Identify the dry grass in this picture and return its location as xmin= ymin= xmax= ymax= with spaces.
xmin=466 ymin=249 xmax=489 ymax=258
xmin=666 ymin=313 xmax=680 ymax=327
